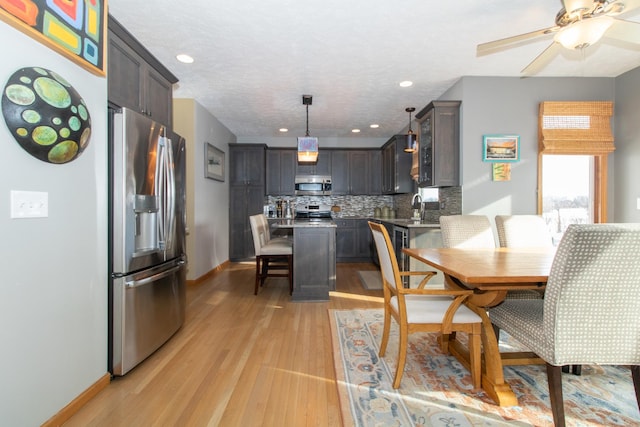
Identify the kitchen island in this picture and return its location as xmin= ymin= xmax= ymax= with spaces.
xmin=272 ymin=219 xmax=337 ymax=301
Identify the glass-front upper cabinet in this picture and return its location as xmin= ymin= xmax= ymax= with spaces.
xmin=415 ymin=101 xmax=460 ymax=187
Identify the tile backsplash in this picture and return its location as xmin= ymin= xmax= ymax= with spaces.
xmin=266 ymin=186 xmax=461 ymax=223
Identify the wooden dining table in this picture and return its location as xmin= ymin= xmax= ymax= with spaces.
xmin=402 ymin=246 xmax=556 ymax=407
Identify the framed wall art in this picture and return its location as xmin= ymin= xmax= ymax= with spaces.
xmin=205 ymin=142 xmax=225 ymax=181
xmin=492 ymin=163 xmax=511 ymax=181
xmin=0 ymin=0 xmax=107 ymax=76
xmin=483 ymin=134 xmax=520 ymax=162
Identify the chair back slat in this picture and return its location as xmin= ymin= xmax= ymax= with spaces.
xmin=544 ymin=223 xmax=640 ymax=364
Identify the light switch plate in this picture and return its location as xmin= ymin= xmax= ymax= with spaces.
xmin=10 ymin=190 xmax=48 ymax=218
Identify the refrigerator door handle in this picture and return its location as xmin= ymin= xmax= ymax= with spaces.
xmin=155 ymin=135 xmax=166 ymax=251
xmin=165 ymin=136 xmax=176 ymax=252
xmin=125 ymin=262 xmax=184 ymax=288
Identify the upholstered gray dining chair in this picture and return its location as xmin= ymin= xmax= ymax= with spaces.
xmin=439 ymin=215 xmax=496 ymax=248
xmin=439 ymin=215 xmax=542 ymax=302
xmin=493 ymin=214 xmax=549 ymax=323
xmin=369 ymin=221 xmax=483 ymax=390
xmin=249 ymin=214 xmax=293 ymax=295
xmin=495 ymin=214 xmax=553 ymax=248
xmin=489 ymin=223 xmax=640 ymax=427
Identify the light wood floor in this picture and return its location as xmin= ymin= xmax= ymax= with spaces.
xmin=64 ymin=262 xmax=383 ymax=426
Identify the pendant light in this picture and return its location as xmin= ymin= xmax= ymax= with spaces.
xmin=298 ymin=95 xmax=319 ymax=163
xmin=404 ymin=107 xmax=417 ymax=153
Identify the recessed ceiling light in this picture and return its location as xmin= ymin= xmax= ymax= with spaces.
xmin=399 ymin=80 xmax=413 ymax=87
xmin=279 ymin=128 xmax=288 ymax=132
xmin=176 ymin=54 xmax=194 ymax=64
xmin=352 ymin=129 xmax=361 ymax=133
xmin=370 ymin=124 xmax=379 ymax=129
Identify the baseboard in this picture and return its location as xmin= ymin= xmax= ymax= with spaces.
xmin=186 ymin=260 xmax=230 ymax=285
xmin=41 ymin=372 xmax=111 ymax=427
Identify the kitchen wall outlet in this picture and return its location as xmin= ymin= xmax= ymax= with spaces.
xmin=10 ymin=190 xmax=48 ymax=218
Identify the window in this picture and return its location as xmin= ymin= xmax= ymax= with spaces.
xmin=537 ymin=101 xmax=614 ymax=242
xmin=540 ymin=155 xmax=594 ymax=244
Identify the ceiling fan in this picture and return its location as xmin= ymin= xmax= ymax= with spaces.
xmin=477 ymin=0 xmax=640 ymax=75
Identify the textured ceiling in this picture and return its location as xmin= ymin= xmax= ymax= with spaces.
xmin=107 ymin=0 xmax=640 ymax=139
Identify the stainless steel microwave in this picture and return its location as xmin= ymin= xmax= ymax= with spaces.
xmin=294 ymin=175 xmax=332 ymax=196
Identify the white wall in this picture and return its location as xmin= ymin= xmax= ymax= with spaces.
xmin=613 ymin=66 xmax=640 ymax=223
xmin=174 ymin=99 xmax=235 ymax=279
xmin=440 ymin=76 xmax=616 ymax=219
xmin=0 ymin=23 xmax=108 ymax=425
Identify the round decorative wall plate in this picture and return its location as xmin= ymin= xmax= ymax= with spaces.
xmin=2 ymin=66 xmax=91 ymax=164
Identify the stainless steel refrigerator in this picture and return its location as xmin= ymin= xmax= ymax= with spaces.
xmin=108 ymin=107 xmax=187 ymax=376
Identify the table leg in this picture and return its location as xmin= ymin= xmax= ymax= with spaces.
xmin=443 ymin=274 xmax=518 ymax=406
xmin=467 ymin=303 xmax=518 ymax=407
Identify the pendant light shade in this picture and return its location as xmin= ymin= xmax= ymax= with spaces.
xmin=404 ymin=107 xmax=417 ymax=153
xmin=298 ymin=136 xmax=318 ymax=162
xmin=298 ymin=95 xmax=318 ymax=163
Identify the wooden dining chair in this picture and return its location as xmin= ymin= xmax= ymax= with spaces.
xmin=489 ymin=223 xmax=640 ymax=427
xmin=249 ymin=214 xmax=293 ymax=295
xmin=368 ymin=221 xmax=482 ymax=390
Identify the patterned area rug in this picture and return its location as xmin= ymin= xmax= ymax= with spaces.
xmin=329 ymin=309 xmax=640 ymax=427
xmin=357 ymin=271 xmax=382 ymax=290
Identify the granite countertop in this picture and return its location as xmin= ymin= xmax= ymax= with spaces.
xmin=271 ymin=219 xmax=337 ymax=228
xmin=376 ymin=218 xmax=440 ymax=228
xmin=335 ymin=216 xmax=440 ymax=228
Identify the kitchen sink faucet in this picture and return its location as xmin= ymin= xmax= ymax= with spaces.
xmin=411 ymin=193 xmax=423 ymax=219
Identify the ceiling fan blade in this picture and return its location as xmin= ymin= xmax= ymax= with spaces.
xmin=521 ymin=42 xmax=563 ymax=76
xmin=604 ymin=18 xmax=640 ymax=44
xmin=477 ymin=26 xmax=560 ymax=56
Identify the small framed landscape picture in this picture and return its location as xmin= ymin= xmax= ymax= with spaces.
xmin=205 ymin=143 xmax=225 ymax=181
xmin=482 ymin=134 xmax=520 ymax=162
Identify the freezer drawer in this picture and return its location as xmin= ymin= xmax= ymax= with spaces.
xmin=111 ymin=259 xmax=186 ymax=375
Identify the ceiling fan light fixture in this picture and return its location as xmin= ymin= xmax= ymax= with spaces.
xmin=554 ymin=16 xmax=613 ymax=49
xmin=563 ymin=0 xmax=593 ymax=17
xmin=403 ymin=107 xmax=417 ymax=153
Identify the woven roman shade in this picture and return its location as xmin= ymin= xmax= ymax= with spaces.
xmin=538 ymin=101 xmax=614 ymax=155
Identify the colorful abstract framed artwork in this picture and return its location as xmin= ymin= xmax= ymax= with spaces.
xmin=492 ymin=163 xmax=511 ymax=181
xmin=0 ymin=0 xmax=107 ymax=77
xmin=482 ymin=134 xmax=520 ymax=162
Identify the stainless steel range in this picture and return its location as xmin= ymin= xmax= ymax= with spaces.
xmin=295 ymin=204 xmax=333 ymax=221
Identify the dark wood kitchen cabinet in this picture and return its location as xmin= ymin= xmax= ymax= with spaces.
xmin=369 ymin=149 xmax=382 ymax=195
xmin=415 ymin=101 xmax=461 ymax=187
xmin=331 ymin=150 xmax=379 ymax=195
xmin=295 ymin=150 xmax=331 ymax=176
xmin=266 ymin=148 xmax=296 ymax=196
xmin=107 ymin=16 xmax=177 ymax=127
xmin=335 ymin=218 xmax=373 ymax=262
xmin=381 ymin=135 xmax=413 ymax=194
xmin=229 ymin=144 xmax=266 ymax=261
